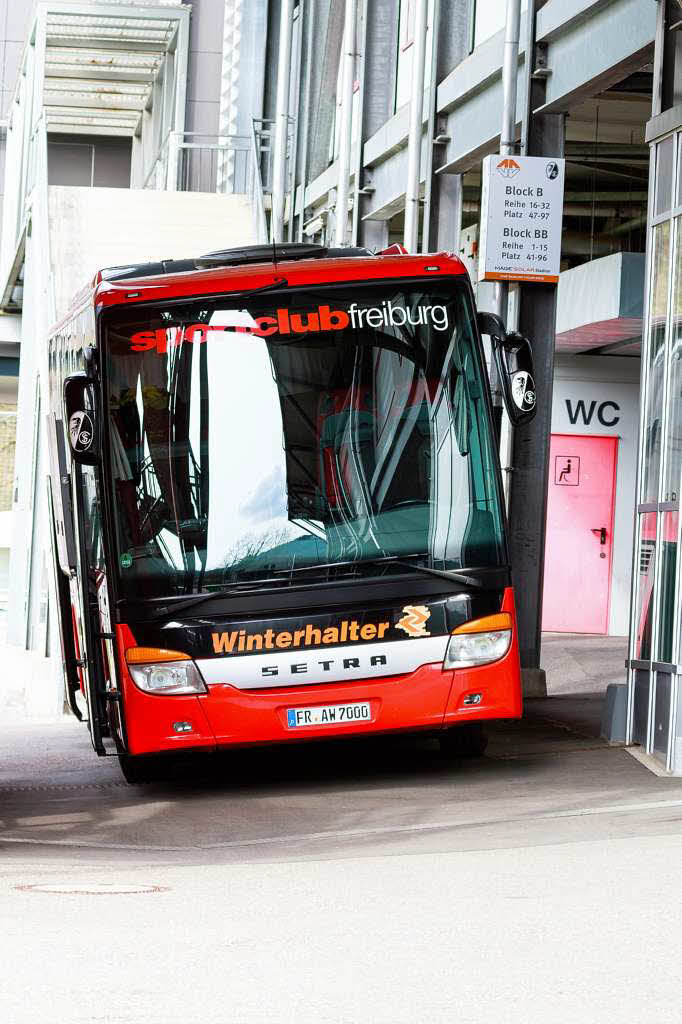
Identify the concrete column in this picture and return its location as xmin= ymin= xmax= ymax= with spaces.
xmin=356 ymin=0 xmax=399 ymax=250
xmin=428 ymin=172 xmax=463 ymax=254
xmin=360 ymin=219 xmax=389 ymax=250
xmin=661 ymin=0 xmax=682 ymax=113
xmin=272 ymin=0 xmax=295 ymax=242
xmin=404 ymin=0 xmax=428 ymax=252
xmin=166 ymin=131 xmax=181 ymax=191
xmin=335 ymin=0 xmax=357 ymax=246
xmin=305 ymin=1 xmax=345 ymax=186
xmin=218 ymin=0 xmax=267 ymax=194
xmin=424 ymin=0 xmax=469 ymax=255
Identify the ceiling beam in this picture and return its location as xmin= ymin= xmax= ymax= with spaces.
xmin=46 ymin=122 xmax=134 ymax=137
xmin=44 ymin=92 xmax=146 ymax=111
xmin=45 ymin=77 xmax=150 ymax=94
xmin=46 ymin=36 xmax=169 ymax=53
xmin=45 ymin=66 xmax=157 ymax=83
xmin=46 ymin=108 xmax=140 ymax=127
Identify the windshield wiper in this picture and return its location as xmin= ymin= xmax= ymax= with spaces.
xmin=133 ymin=557 xmax=489 ymax=620
xmin=238 ymin=277 xmax=289 ymax=295
xmin=382 ymin=558 xmax=485 ymax=589
xmin=138 ymin=587 xmax=252 ymax=619
xmin=266 ymin=554 xmax=486 ymax=588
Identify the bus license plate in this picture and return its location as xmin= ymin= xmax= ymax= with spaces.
xmin=286 ymin=702 xmax=371 ymax=728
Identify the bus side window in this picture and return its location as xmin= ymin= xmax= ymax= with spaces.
xmin=79 ymin=464 xmax=104 ymax=570
xmin=51 ymin=415 xmax=78 ymax=572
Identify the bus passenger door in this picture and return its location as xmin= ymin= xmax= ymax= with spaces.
xmin=72 ymin=462 xmax=115 ymax=754
xmin=46 ymin=414 xmax=82 ymax=720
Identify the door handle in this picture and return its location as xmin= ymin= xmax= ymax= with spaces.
xmin=591 ymin=527 xmax=607 ymax=545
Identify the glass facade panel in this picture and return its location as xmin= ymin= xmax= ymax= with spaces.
xmin=674 ymin=679 xmax=682 ymax=752
xmin=632 ymin=669 xmax=651 ymax=747
xmin=631 ymin=129 xmax=682 ymax=771
xmin=642 ymin=221 xmax=671 ymax=503
xmin=654 ymin=672 xmax=672 ymax=758
xmin=656 ymin=135 xmax=674 ymax=216
xmin=635 ymin=512 xmax=657 ymax=660
xmin=664 ymin=219 xmax=682 ymax=501
xmin=657 ymin=510 xmax=679 ymax=663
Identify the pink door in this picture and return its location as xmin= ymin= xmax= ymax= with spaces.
xmin=542 ymin=434 xmax=618 ymax=634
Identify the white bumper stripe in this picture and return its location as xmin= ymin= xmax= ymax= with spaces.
xmin=196 ymin=635 xmax=450 ymax=689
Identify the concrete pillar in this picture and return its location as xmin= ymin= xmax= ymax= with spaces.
xmin=356 ymin=0 xmax=399 ymax=250
xmin=360 ymin=219 xmax=389 ymax=251
xmin=424 ymin=0 xmax=469 ymax=255
xmin=404 ymin=0 xmax=428 ymax=252
xmin=335 ymin=0 xmax=357 ymax=246
xmin=305 ymin=1 xmax=345 ymax=185
xmin=272 ymin=0 xmax=295 ymax=242
xmin=428 ymin=171 xmax=463 ymax=253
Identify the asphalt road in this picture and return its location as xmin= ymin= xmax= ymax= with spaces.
xmin=3 ymin=707 xmax=682 ymax=1023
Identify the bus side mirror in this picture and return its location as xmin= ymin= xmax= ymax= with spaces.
xmin=477 ymin=311 xmax=507 ymax=343
xmin=477 ymin=313 xmax=537 ymax=425
xmin=494 ymin=332 xmax=537 ymax=425
xmin=64 ymin=374 xmax=100 ymax=465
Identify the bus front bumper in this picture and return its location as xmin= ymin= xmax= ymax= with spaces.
xmin=120 ymin=648 xmax=522 ymax=757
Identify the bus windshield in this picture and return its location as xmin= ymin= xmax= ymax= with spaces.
xmin=104 ymin=279 xmax=506 ymax=599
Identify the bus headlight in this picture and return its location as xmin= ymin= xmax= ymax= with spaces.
xmin=443 ymin=613 xmax=512 ymax=669
xmin=126 ymin=647 xmax=207 ymax=695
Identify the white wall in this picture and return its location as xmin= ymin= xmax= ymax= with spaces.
xmin=7 ymin=222 xmax=45 ymax=650
xmin=551 ymin=354 xmax=641 ymax=635
xmin=474 ymin=0 xmax=527 ymax=47
xmin=49 ymin=187 xmax=256 ymax=320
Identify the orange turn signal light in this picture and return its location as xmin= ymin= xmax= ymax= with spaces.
xmin=125 ymin=647 xmax=191 ymax=665
xmin=451 ymin=612 xmax=512 ymax=636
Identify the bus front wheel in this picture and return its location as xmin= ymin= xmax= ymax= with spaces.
xmin=118 ymin=753 xmax=163 ymax=784
xmin=439 ymin=723 xmax=488 ymax=758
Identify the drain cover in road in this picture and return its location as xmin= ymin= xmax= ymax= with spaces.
xmin=16 ymin=882 xmax=168 ymax=895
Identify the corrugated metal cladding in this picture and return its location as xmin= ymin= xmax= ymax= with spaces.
xmin=42 ymin=7 xmax=178 ymax=136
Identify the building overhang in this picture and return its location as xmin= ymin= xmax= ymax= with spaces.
xmin=555 ymin=251 xmax=644 ymax=355
xmin=0 ymin=2 xmax=192 ymax=312
xmin=38 ymin=2 xmax=187 ymax=137
xmin=7 ymin=2 xmax=190 ymax=141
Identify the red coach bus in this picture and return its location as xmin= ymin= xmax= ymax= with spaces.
xmin=47 ymin=243 xmax=537 ymax=782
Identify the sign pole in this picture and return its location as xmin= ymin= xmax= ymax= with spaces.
xmin=508 ymin=105 xmax=565 ymax=694
xmin=489 ymin=0 xmax=521 ymax=459
xmin=478 ymin=0 xmax=566 ymax=696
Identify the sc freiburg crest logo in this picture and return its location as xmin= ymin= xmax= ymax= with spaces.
xmin=396 ymin=605 xmax=431 ymax=638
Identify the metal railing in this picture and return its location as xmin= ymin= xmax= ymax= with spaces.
xmin=252 ymin=118 xmax=276 ymax=195
xmin=250 ymin=123 xmax=269 ymax=244
xmin=143 ymin=120 xmax=278 ymax=243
